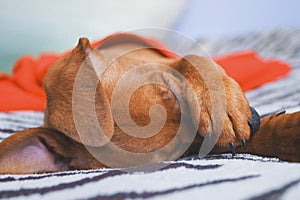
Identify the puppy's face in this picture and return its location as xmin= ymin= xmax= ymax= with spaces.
xmin=0 ymin=36 xmax=255 ymax=173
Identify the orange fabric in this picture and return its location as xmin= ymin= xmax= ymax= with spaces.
xmin=0 ymin=33 xmax=291 ymax=111
xmin=214 ymin=51 xmax=291 ymax=92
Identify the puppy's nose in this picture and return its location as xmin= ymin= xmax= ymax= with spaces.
xmin=248 ymin=106 xmax=260 ymax=135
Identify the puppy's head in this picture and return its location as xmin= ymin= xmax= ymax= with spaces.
xmin=0 ymin=36 xmax=259 ymax=174
xmin=43 ymin=38 xmax=197 ymax=153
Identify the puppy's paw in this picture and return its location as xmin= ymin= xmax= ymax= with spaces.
xmin=202 ymin=77 xmax=258 ymax=155
xmin=246 ymin=111 xmax=300 ymax=162
xmin=173 ymin=55 xmax=258 ymax=155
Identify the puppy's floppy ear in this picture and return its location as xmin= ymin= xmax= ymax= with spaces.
xmin=0 ymin=128 xmax=105 ymax=174
xmin=0 ymin=128 xmax=71 ymax=174
xmin=44 ymin=37 xmax=114 ymax=147
xmin=70 ymin=38 xmax=114 ymax=147
xmin=72 ymin=37 xmax=93 ymax=57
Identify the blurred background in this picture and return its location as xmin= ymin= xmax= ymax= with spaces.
xmin=0 ymin=0 xmax=299 ymax=73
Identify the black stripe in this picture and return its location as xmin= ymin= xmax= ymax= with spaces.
xmin=87 ymin=175 xmax=259 ymax=200
xmin=0 ymin=169 xmax=108 ymax=182
xmin=0 ymin=163 xmax=220 ymax=198
xmin=0 ymin=126 xmax=28 ymax=132
xmin=0 ymin=129 xmax=16 ymax=134
xmin=0 ymin=162 xmax=220 ymax=183
xmin=0 ymin=170 xmax=124 ymax=198
xmin=1 ymin=112 xmax=43 ymax=120
xmin=0 ymin=117 xmax=42 ymax=126
xmin=127 ymin=162 xmax=221 ymax=173
xmin=203 ymin=154 xmax=282 ymax=163
xmin=248 ymin=178 xmax=300 ymax=200
xmin=260 ymin=103 xmax=300 ymax=118
xmin=180 ymin=154 xmax=282 ymax=163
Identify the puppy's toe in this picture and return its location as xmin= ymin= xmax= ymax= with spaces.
xmin=215 ymin=105 xmax=255 ymax=155
xmin=218 ymin=115 xmax=237 ymax=146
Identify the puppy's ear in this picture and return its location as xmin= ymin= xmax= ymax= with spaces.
xmin=0 ymin=128 xmax=71 ymax=174
xmin=44 ymin=37 xmax=114 ymax=147
xmin=73 ymin=37 xmax=93 ymax=57
xmin=0 ymin=128 xmax=104 ymax=174
xmin=69 ymin=38 xmax=114 ymax=147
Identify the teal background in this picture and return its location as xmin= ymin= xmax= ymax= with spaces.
xmin=1 ymin=0 xmax=300 ymax=73
xmin=0 ymin=0 xmax=186 ymax=74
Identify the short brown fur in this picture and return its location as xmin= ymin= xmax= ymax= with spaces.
xmin=0 ymin=36 xmax=299 ymax=174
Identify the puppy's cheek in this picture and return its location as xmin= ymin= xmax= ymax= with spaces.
xmin=0 ymin=137 xmax=70 ymax=174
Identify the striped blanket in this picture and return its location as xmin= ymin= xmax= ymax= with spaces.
xmin=1 ymin=29 xmax=300 ymax=199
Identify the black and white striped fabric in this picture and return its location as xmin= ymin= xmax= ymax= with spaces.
xmin=1 ymin=29 xmax=300 ymax=199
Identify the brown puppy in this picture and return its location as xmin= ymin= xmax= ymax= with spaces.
xmin=0 ymin=35 xmax=299 ymax=174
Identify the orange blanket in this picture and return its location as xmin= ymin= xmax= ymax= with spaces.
xmin=0 ymin=33 xmax=291 ymax=111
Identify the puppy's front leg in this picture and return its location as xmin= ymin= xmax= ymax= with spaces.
xmin=172 ymin=55 xmax=257 ymax=155
xmin=236 ymin=111 xmax=300 ymax=162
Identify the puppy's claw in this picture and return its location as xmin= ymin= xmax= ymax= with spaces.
xmin=275 ymin=110 xmax=286 ymax=116
xmin=242 ymin=139 xmax=247 ymax=150
xmin=248 ymin=107 xmax=261 ymax=136
xmin=229 ymin=142 xmax=236 ymax=157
